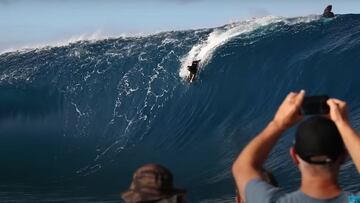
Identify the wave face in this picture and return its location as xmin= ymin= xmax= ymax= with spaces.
xmin=1 ymin=14 xmax=360 ymax=202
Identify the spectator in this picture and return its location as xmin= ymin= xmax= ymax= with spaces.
xmin=121 ymin=163 xmax=187 ymax=203
xmin=232 ymin=90 xmax=360 ymax=202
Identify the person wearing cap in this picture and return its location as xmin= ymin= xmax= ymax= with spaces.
xmin=121 ymin=163 xmax=187 ymax=203
xmin=232 ymin=90 xmax=360 ymax=203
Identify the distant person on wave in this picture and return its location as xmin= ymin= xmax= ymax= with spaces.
xmin=187 ymin=60 xmax=200 ymax=83
xmin=322 ymin=5 xmax=335 ymax=18
xmin=121 ymin=163 xmax=187 ymax=203
xmin=232 ymin=90 xmax=360 ymax=202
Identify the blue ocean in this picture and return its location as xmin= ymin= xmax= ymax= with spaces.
xmin=1 ymin=14 xmax=360 ymax=202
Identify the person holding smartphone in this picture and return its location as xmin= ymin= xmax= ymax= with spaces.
xmin=232 ymin=90 xmax=360 ymax=203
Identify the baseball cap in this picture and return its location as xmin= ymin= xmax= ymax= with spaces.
xmin=294 ymin=116 xmax=345 ymax=164
xmin=121 ymin=164 xmax=186 ymax=203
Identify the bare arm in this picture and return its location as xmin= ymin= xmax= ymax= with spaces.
xmin=327 ymin=99 xmax=360 ymax=173
xmin=232 ymin=90 xmax=305 ymax=199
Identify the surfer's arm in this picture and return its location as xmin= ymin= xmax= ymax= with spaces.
xmin=232 ymin=90 xmax=305 ymax=198
xmin=327 ymin=98 xmax=360 ymax=173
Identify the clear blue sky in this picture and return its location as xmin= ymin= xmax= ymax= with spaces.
xmin=1 ymin=0 xmax=360 ymax=52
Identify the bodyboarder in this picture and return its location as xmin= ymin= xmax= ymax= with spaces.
xmin=322 ymin=5 xmax=335 ymax=18
xmin=187 ymin=60 xmax=200 ymax=83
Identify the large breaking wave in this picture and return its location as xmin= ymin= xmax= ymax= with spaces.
xmin=1 ymin=14 xmax=360 ymax=202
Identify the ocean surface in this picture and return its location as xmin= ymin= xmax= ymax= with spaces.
xmin=1 ymin=14 xmax=360 ymax=202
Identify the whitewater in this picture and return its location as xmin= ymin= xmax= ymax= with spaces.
xmin=0 ymin=15 xmax=360 ymax=202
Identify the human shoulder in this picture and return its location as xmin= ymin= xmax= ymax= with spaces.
xmin=245 ymin=179 xmax=285 ymax=203
xmin=245 ymin=180 xmax=352 ymax=203
xmin=245 ymin=185 xmax=317 ymax=203
xmin=276 ymin=191 xmax=350 ymax=203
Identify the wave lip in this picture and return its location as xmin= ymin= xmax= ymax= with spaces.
xmin=178 ymin=15 xmax=321 ymax=79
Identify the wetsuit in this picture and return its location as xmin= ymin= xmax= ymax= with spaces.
xmin=187 ymin=60 xmax=200 ymax=82
xmin=188 ymin=64 xmax=197 ymax=75
xmin=188 ymin=61 xmax=200 ymax=73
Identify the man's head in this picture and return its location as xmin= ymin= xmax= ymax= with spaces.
xmin=324 ymin=5 xmax=332 ymax=12
xmin=291 ymin=116 xmax=346 ymax=169
xmin=121 ymin=163 xmax=186 ymax=203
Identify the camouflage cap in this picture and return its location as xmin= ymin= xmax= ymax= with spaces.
xmin=121 ymin=164 xmax=186 ymax=203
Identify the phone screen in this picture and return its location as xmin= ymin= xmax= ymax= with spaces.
xmin=301 ymin=95 xmax=330 ymax=115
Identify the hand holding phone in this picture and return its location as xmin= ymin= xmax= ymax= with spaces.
xmin=301 ymin=95 xmax=330 ymax=115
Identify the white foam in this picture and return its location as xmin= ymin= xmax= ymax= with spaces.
xmin=0 ymin=31 xmax=107 ymax=55
xmin=0 ymin=30 xmax=156 ymax=55
xmin=0 ymin=27 xmax=199 ymax=55
xmin=179 ymin=15 xmax=321 ymax=79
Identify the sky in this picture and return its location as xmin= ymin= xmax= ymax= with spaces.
xmin=1 ymin=0 xmax=360 ymax=53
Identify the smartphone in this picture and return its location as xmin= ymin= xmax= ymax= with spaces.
xmin=301 ymin=95 xmax=330 ymax=115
